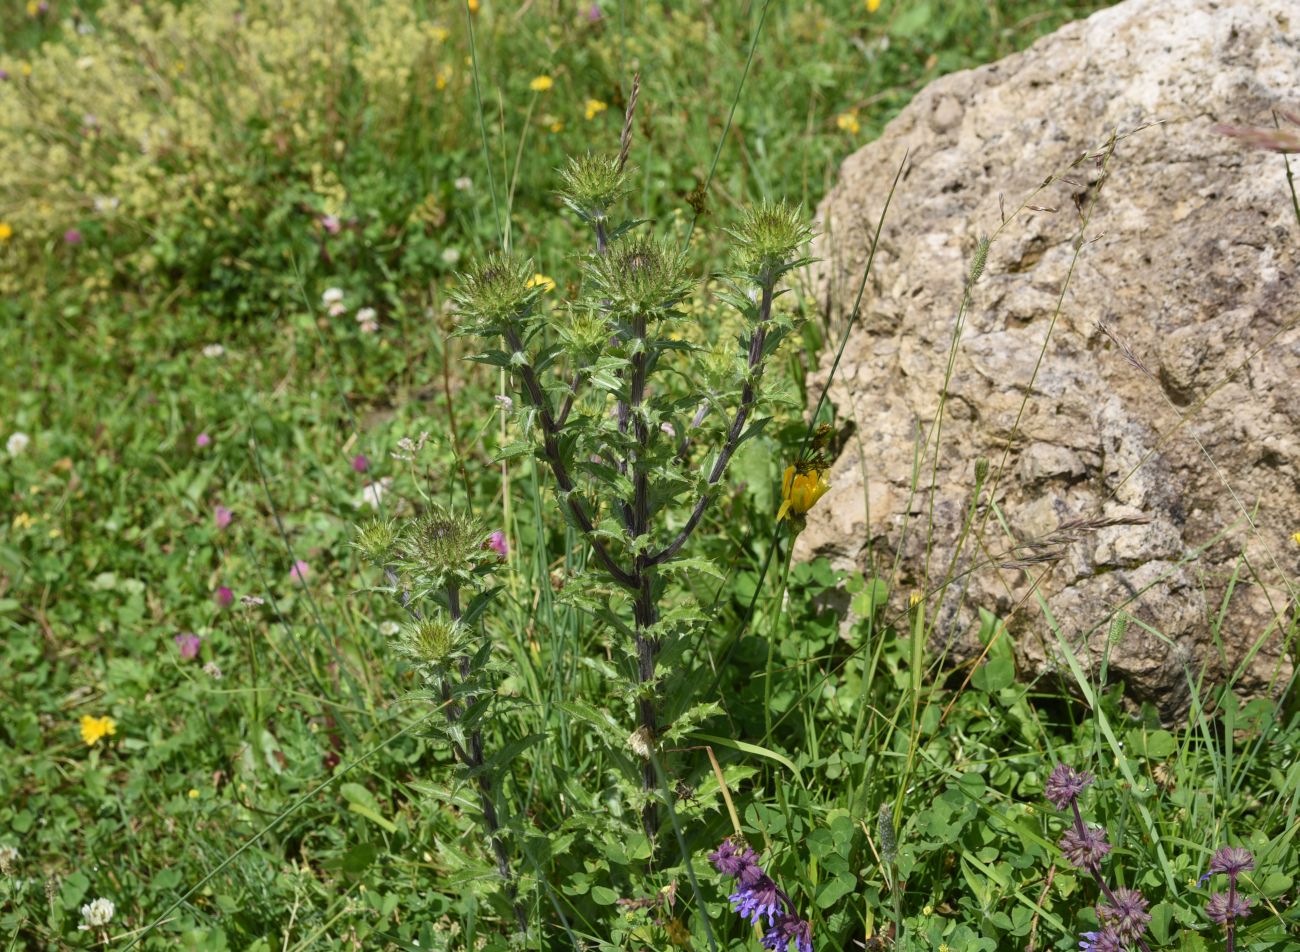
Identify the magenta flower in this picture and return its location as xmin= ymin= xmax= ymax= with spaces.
xmin=710 ymin=838 xmax=813 ymax=949
xmin=63 ymin=228 xmax=82 ymax=245
xmin=214 ymin=505 xmax=233 ymax=531
xmin=174 ymin=632 xmax=202 ymax=660
xmin=214 ymin=586 xmax=234 ymax=608
xmin=195 ymin=432 xmax=212 ymax=448
xmin=320 ymin=214 xmax=341 ymax=235
xmin=351 ymin=453 xmax=370 ymax=473
xmin=587 ymin=2 xmax=603 ymax=20
xmin=289 ymin=559 xmax=311 ymax=583
xmin=1209 ymin=847 xmax=1254 ymax=877
xmin=488 ymin=530 xmax=508 ymax=558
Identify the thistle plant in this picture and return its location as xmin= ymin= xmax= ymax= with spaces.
xmin=354 ymin=507 xmax=526 ymax=933
xmin=452 ymin=88 xmax=811 ymax=838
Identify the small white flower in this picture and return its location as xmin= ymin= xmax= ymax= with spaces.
xmin=241 ymin=595 xmax=265 ymax=607
xmin=202 ymin=343 xmax=225 ymax=359
xmin=660 ymin=422 xmax=676 ymax=437
xmin=322 ymin=287 xmax=345 ymax=307
xmin=355 ymin=477 xmax=392 ymax=511
xmin=202 ymin=661 xmax=223 ymax=680
xmin=79 ymin=897 xmax=114 ymax=930
xmin=453 ymin=177 xmax=473 ymax=192
xmin=359 ymin=320 xmax=379 ymax=334
xmin=92 ymin=195 xmax=120 ymax=214
xmin=0 ymin=844 xmax=18 ymax=875
xmin=441 ymin=247 xmax=461 ymax=266
xmin=355 ymin=307 xmax=377 ymax=324
xmin=6 ymin=432 xmax=30 ymax=457
xmin=328 ymin=303 xmax=348 ymax=318
xmin=494 ymin=394 xmax=513 ymax=412
xmin=379 ymin=620 xmax=400 ymax=637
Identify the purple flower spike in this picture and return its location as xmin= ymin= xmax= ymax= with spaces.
xmin=1097 ymin=887 xmax=1151 ymax=941
xmin=1058 ymin=824 xmax=1112 ymax=869
xmin=761 ymin=912 xmax=814 ymax=952
xmin=1206 ymin=890 xmax=1253 ymax=924
xmin=1044 ymin=763 xmax=1094 ymax=810
xmin=1078 ymin=929 xmax=1125 ymax=952
xmin=1208 ymin=846 xmax=1254 ymax=877
xmin=708 ymin=839 xmax=757 ymax=877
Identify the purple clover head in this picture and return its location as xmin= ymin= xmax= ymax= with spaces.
xmin=1097 ymin=887 xmax=1151 ymax=941
xmin=1206 ymin=890 xmax=1253 ymax=924
xmin=761 ymin=912 xmax=813 ymax=952
xmin=1208 ymin=846 xmax=1254 ymax=877
xmin=1058 ymin=823 xmax=1112 ymax=870
xmin=173 ymin=632 xmax=202 ymax=661
xmin=1078 ymin=928 xmax=1125 ymax=952
xmin=1044 ymin=763 xmax=1094 ymax=810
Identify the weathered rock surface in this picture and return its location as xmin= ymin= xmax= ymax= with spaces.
xmin=799 ymin=0 xmax=1299 ymax=717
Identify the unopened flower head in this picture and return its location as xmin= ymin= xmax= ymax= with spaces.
xmin=558 ymin=152 xmax=631 ymax=223
xmin=1097 ymin=887 xmax=1150 ymax=941
xmin=1205 ymin=890 xmax=1253 ymax=924
xmin=586 ymin=236 xmax=693 ymax=317
xmin=1078 ymin=929 xmax=1125 ymax=952
xmin=557 ymin=306 xmax=612 ymax=358
xmin=353 ymin=516 xmax=401 ymax=566
xmin=393 ymin=617 xmax=460 ymax=668
xmin=1058 ymin=824 xmax=1111 ymax=869
xmin=449 ymin=252 xmax=539 ymax=331
xmin=1044 ymin=763 xmax=1094 ymax=810
xmin=408 ymin=507 xmax=486 ymax=582
xmin=728 ymin=199 xmax=812 ymax=286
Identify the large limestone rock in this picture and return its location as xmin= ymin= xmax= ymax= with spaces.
xmin=800 ymin=0 xmax=1299 ymax=717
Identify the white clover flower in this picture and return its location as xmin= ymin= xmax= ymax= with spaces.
xmin=202 ymin=343 xmax=225 ymax=359
xmin=355 ymin=307 xmax=377 ymax=324
xmin=7 ymin=432 xmax=30 ymax=456
xmin=92 ymin=195 xmax=120 ymax=214
xmin=453 ymin=177 xmax=473 ymax=192
xmin=441 ymin=247 xmax=461 ymax=266
xmin=328 ymin=303 xmax=348 ymax=318
xmin=355 ymin=477 xmax=392 ymax=511
xmin=203 ymin=661 xmax=223 ymax=680
xmin=322 ymin=287 xmax=345 ymax=307
xmin=79 ymin=897 xmax=114 ymax=930
xmin=379 ymin=620 xmax=400 ymax=637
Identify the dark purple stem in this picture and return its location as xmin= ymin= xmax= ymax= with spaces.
xmin=1070 ymin=798 xmax=1152 ymax=952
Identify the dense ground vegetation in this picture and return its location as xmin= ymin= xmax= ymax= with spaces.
xmin=2 ymin=1 xmax=1297 ymax=950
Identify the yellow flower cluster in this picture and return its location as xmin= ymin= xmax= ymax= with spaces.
xmin=0 ymin=0 xmax=459 ymax=296
xmin=79 ymin=714 xmax=117 ymax=746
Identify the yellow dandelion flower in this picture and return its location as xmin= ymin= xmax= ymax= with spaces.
xmin=585 ymin=98 xmax=608 ymax=120
xmin=26 ymin=0 xmax=39 ymax=16
xmin=19 ymin=61 xmax=32 ymax=77
xmin=777 ymin=464 xmax=830 ymax=521
xmin=909 ymin=591 xmax=923 ymax=608
xmin=188 ymin=788 xmax=200 ymax=798
xmin=79 ymin=715 xmax=117 ymax=747
xmin=0 ymin=223 xmax=12 ymax=242
xmin=866 ymin=0 xmax=882 ymax=11
xmin=529 ymin=75 xmax=554 ymax=92
xmin=526 ymin=273 xmax=556 ymax=292
xmin=1293 ymin=531 xmax=1300 ymax=545
xmin=836 ymin=112 xmax=861 ymax=135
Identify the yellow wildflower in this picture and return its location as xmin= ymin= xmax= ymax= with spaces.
xmin=866 ymin=0 xmax=882 ymax=11
xmin=777 ymin=464 xmax=830 ymax=521
xmin=468 ymin=0 xmax=478 ymax=10
xmin=1293 ymin=531 xmax=1300 ymax=545
xmin=549 ymin=119 xmax=564 ymax=133
xmin=12 ymin=513 xmax=34 ymax=530
xmin=19 ymin=61 xmax=32 ymax=77
xmin=26 ymin=0 xmax=39 ymax=16
xmin=0 ymin=223 xmax=11 ymax=242
xmin=836 ymin=112 xmax=861 ymax=135
xmin=436 ymin=65 xmax=452 ymax=90
xmin=585 ymin=98 xmax=608 ymax=120
xmin=79 ymin=715 xmax=117 ymax=747
xmin=188 ymin=788 xmax=200 ymax=798
xmin=526 ymin=273 xmax=556 ymax=292
xmin=428 ymin=26 xmax=450 ymax=43
xmin=529 ymin=75 xmax=554 ymax=92
xmin=909 ymin=591 xmax=923 ymax=608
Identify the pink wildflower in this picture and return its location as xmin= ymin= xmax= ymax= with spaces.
xmin=214 ymin=505 xmax=233 ymax=530
xmin=63 ymin=228 xmax=82 ymax=245
xmin=289 ymin=559 xmax=311 ymax=584
xmin=351 ymin=453 xmax=370 ymax=473
xmin=214 ymin=586 xmax=234 ymax=608
xmin=488 ymin=530 xmax=508 ymax=558
xmin=195 ymin=432 xmax=212 ymax=448
xmin=174 ymin=632 xmax=202 ymax=660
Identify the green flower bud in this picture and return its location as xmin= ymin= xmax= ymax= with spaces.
xmin=353 ymin=516 xmax=401 ymax=566
xmin=558 ymin=152 xmax=632 ymax=223
xmin=448 ymin=252 xmax=540 ymax=333
xmin=585 ymin=236 xmax=693 ymax=318
xmin=393 ymin=616 xmax=459 ymax=668
xmin=557 ymin=306 xmax=612 ymax=361
xmin=728 ymin=199 xmax=813 ymax=286
xmin=408 ymin=507 xmax=487 ymax=584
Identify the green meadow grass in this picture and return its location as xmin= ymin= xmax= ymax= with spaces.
xmin=2 ymin=1 xmax=1298 ymax=950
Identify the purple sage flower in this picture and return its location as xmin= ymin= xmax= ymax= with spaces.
xmin=730 ymin=863 xmax=782 ymax=926
xmin=214 ymin=586 xmax=234 ymax=608
xmin=1044 ymin=763 xmax=1094 ymax=810
xmin=1058 ymin=824 xmax=1112 ymax=869
xmin=351 ymin=453 xmax=370 ymax=473
xmin=488 ymin=530 xmax=508 ymax=558
xmin=1078 ymin=929 xmax=1125 ymax=952
xmin=761 ymin=913 xmax=813 ymax=952
xmin=709 ymin=839 xmax=758 ymax=877
xmin=1097 ymin=886 xmax=1151 ymax=941
xmin=1208 ymin=847 xmax=1254 ymax=877
xmin=174 ymin=632 xmax=202 ymax=660
xmin=1206 ymin=891 xmax=1253 ymax=924
xmin=214 ymin=504 xmax=233 ymax=531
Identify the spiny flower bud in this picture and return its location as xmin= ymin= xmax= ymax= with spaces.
xmin=558 ymin=152 xmax=632 ymax=223
xmin=393 ymin=616 xmax=459 ymax=668
xmin=448 ymin=252 xmax=539 ymax=332
xmin=408 ymin=507 xmax=487 ymax=583
xmin=353 ymin=516 xmax=401 ymax=566
xmin=557 ymin=306 xmax=612 ymax=359
xmin=728 ymin=199 xmax=813 ymax=286
xmin=585 ymin=236 xmax=693 ymax=318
